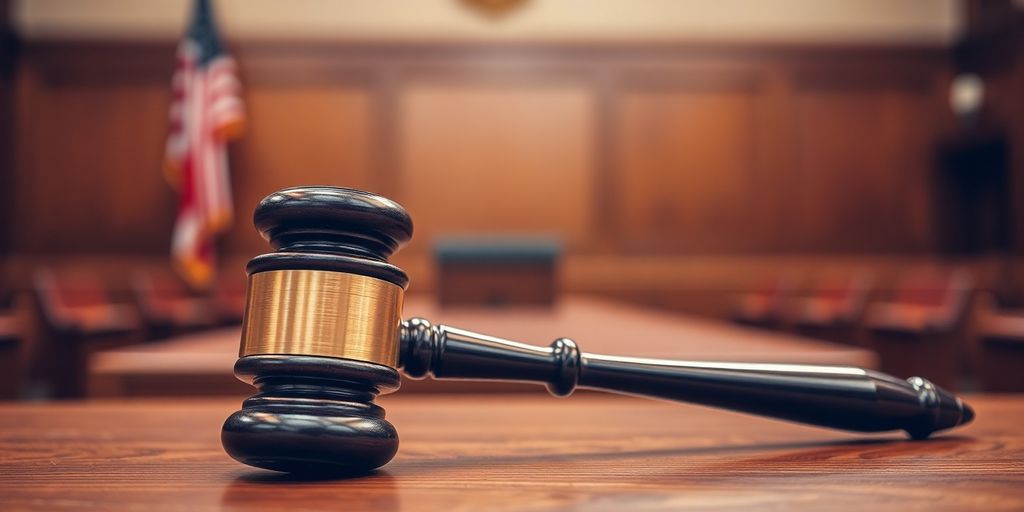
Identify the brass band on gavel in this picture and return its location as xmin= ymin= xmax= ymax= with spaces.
xmin=239 ymin=269 xmax=404 ymax=368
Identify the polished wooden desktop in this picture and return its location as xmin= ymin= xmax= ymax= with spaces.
xmin=87 ymin=295 xmax=877 ymax=397
xmin=0 ymin=394 xmax=1020 ymax=511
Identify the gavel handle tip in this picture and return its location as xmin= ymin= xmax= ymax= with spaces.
xmin=906 ymin=394 xmax=975 ymax=440
xmin=960 ymin=401 xmax=975 ymax=426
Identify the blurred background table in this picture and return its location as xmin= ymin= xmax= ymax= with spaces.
xmin=0 ymin=394 xmax=1020 ymax=511
xmin=87 ymin=296 xmax=876 ymax=397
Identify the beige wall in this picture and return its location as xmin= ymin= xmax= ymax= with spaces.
xmin=14 ymin=0 xmax=963 ymax=44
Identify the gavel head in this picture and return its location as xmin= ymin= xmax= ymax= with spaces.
xmin=221 ymin=186 xmax=413 ymax=474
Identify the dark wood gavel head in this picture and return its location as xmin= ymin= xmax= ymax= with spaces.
xmin=221 ymin=186 xmax=413 ymax=474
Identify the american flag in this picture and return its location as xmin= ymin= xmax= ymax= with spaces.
xmin=165 ymin=0 xmax=244 ymax=290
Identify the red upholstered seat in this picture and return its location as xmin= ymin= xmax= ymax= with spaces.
xmin=34 ymin=269 xmax=139 ymax=335
xmin=865 ymin=269 xmax=972 ymax=333
xmin=132 ymin=269 xmax=218 ymax=338
xmin=789 ymin=272 xmax=873 ymax=327
xmin=733 ymin=273 xmax=801 ymax=326
xmin=32 ymin=268 xmax=143 ymax=398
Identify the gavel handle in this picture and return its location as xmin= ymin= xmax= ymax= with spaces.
xmin=399 ymin=318 xmax=974 ymax=439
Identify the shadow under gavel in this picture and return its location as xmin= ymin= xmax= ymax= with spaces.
xmin=221 ymin=186 xmax=974 ymax=475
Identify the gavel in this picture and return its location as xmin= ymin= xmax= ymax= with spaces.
xmin=221 ymin=186 xmax=974 ymax=474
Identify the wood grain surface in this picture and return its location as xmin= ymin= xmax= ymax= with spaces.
xmin=0 ymin=394 xmax=1021 ymax=511
xmin=88 ymin=296 xmax=877 ymax=397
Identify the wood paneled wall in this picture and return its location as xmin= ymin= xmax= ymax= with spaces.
xmin=6 ymin=41 xmax=951 ymax=265
xmin=0 ymin=0 xmax=15 ymax=260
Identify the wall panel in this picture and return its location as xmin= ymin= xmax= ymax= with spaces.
xmin=13 ymin=79 xmax=171 ymax=253
xmin=614 ymin=87 xmax=760 ymax=252
xmin=225 ymin=86 xmax=374 ymax=255
xmin=397 ymin=81 xmax=596 ymax=253
xmin=788 ymin=87 xmax=935 ymax=251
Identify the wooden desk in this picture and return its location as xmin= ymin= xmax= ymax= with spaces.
xmin=0 ymin=394 xmax=1020 ymax=511
xmin=88 ymin=296 xmax=877 ymax=397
